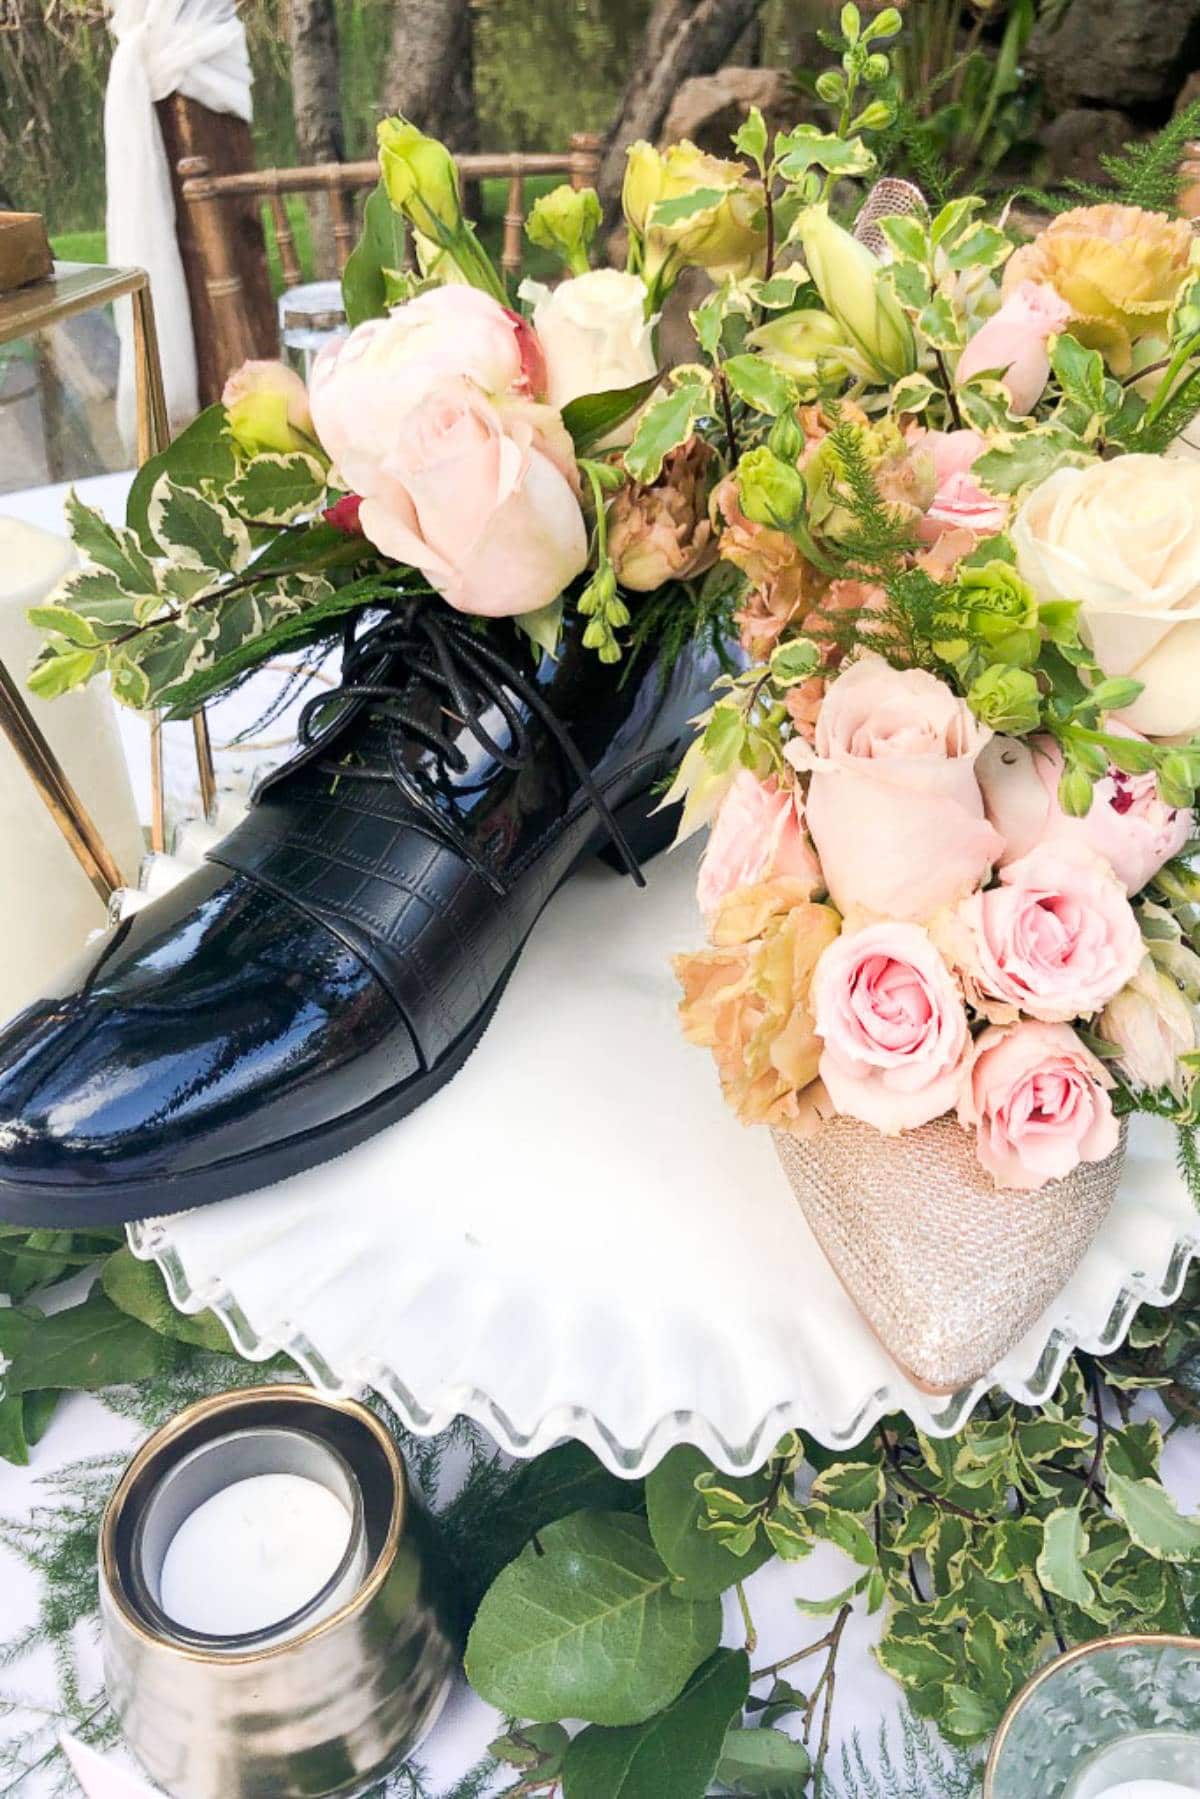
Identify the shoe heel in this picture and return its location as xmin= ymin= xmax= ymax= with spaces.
xmin=597 ymin=785 xmax=679 ymax=875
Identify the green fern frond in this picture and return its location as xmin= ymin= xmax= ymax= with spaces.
xmin=875 ymin=99 xmax=961 ymax=210
xmin=1132 ymin=366 xmax=1200 ymax=455
xmin=829 ymin=1712 xmax=981 ymax=1799
xmin=1046 ymin=98 xmax=1200 ymax=215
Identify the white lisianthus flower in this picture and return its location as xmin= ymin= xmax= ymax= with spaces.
xmin=524 ymin=270 xmax=658 ymax=448
xmin=1013 ymin=454 xmax=1200 ymax=739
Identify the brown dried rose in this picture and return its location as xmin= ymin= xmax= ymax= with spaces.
xmin=713 ymin=475 xmax=827 ymax=659
xmin=608 ymin=437 xmax=718 ymax=592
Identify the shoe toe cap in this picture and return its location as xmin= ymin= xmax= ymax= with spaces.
xmin=0 ymin=863 xmax=418 ymax=1212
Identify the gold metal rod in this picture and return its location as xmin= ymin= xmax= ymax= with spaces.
xmin=149 ymin=711 xmax=166 ymax=854
xmin=192 ymin=708 xmax=217 ymax=818
xmin=0 ymin=659 xmax=125 ymax=902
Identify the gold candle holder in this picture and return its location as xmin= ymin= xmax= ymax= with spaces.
xmin=99 ymin=1383 xmax=461 ymax=1799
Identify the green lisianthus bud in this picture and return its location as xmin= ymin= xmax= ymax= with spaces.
xmin=378 ymin=118 xmax=463 ymax=239
xmin=738 ymin=446 xmax=807 ymax=530
xmin=949 ymin=560 xmax=1040 ymax=668
xmin=768 ymin=407 xmax=805 ymax=464
xmin=1058 ymin=763 xmax=1095 ymax=818
xmin=527 ymin=184 xmax=602 ymax=276
xmin=967 ymin=665 xmax=1042 ymax=735
xmin=790 ymin=203 xmax=916 ymax=382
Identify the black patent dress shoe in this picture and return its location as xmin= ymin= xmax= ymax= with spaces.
xmin=0 ymin=602 xmax=726 ymax=1224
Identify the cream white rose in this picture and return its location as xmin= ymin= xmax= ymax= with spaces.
xmin=526 ymin=270 xmax=657 ymax=448
xmin=1013 ymin=455 xmax=1200 ymax=738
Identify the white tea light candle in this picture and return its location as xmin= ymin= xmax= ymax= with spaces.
xmin=0 ymin=517 xmax=144 ymax=1023
xmin=160 ymin=1472 xmax=354 ymax=1638
xmin=130 ymin=1425 xmax=370 ymax=1650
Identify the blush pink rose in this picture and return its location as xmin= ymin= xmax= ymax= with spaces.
xmin=786 ymin=652 xmax=1003 ymax=921
xmin=697 ymin=770 xmax=821 ymax=918
xmin=915 ymin=429 xmax=1010 ymax=545
xmin=955 ymin=280 xmax=1073 ymax=414
xmin=812 ymin=921 xmax=970 ymax=1133
xmin=309 ymin=289 xmax=587 ymax=617
xmin=347 ymin=377 xmax=587 ymax=617
xmin=977 ymin=727 xmax=1192 ymax=897
xmin=959 ymin=1020 xmax=1119 ymax=1190
xmin=954 ymin=844 xmax=1144 ymax=1022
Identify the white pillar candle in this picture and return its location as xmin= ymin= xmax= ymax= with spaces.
xmin=0 ymin=517 xmax=144 ymax=1024
xmin=158 ymin=1471 xmax=355 ymax=1638
xmin=1091 ymin=1786 xmax=1200 ymax=1798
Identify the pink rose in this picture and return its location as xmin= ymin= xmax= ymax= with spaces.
xmin=786 ymin=653 xmax=1003 ymax=921
xmin=960 ymin=1020 xmax=1118 ymax=1190
xmin=812 ymin=921 xmax=970 ymax=1133
xmin=697 ymin=770 xmax=821 ymax=917
xmin=977 ymin=727 xmax=1192 ymax=896
xmin=347 ymin=377 xmax=587 ymax=617
xmin=955 ymin=280 xmax=1073 ymax=414
xmin=954 ymin=844 xmax=1144 ymax=1022
xmin=915 ymin=429 xmax=1010 ymax=545
xmin=309 ymin=290 xmax=587 ymax=617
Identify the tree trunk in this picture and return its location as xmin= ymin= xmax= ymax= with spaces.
xmin=383 ymin=0 xmax=480 ymax=213
xmin=288 ymin=0 xmax=345 ymax=278
xmin=598 ymin=0 xmax=767 ymax=229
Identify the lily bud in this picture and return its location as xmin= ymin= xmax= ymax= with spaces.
xmin=737 ymin=446 xmax=806 ymax=530
xmin=526 ymin=184 xmax=602 ymax=275
xmin=377 ymin=118 xmax=463 ymax=239
xmin=622 ymin=141 xmax=664 ymax=237
xmin=790 ymin=203 xmax=916 ymax=382
xmin=747 ymin=309 xmax=851 ymax=388
xmin=221 ymin=360 xmax=316 ymax=458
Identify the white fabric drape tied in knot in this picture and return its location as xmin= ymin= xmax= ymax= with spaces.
xmin=104 ymin=0 xmax=253 ymax=445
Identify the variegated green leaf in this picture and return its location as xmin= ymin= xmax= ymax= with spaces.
xmin=227 ymin=453 xmax=329 ymax=525
xmin=148 ymin=477 xmax=252 ymax=575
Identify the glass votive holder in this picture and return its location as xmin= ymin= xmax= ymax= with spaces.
xmin=279 ymin=279 xmax=348 ymax=382
xmin=984 ymin=1634 xmax=1200 ymax=1799
xmin=99 ymin=1383 xmax=461 ymax=1799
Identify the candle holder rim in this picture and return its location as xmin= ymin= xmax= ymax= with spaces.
xmin=127 ymin=1424 xmax=368 ymax=1654
xmin=100 ymin=1383 xmax=406 ymax=1666
xmin=982 ymin=1631 xmax=1200 ymax=1797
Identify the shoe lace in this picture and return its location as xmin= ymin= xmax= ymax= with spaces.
xmin=296 ymin=605 xmax=645 ymax=894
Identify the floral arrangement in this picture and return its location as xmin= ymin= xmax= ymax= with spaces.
xmin=661 ymin=11 xmax=1200 ymax=1195
xmin=26 ymin=99 xmax=781 ymax=711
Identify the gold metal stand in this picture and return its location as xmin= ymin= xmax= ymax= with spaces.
xmin=0 ymin=259 xmax=218 ymax=893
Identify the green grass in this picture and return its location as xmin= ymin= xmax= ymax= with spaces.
xmin=48 ymin=228 xmax=107 ymax=264
xmin=50 ymin=175 xmax=562 ymax=300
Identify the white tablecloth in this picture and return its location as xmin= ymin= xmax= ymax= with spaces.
xmin=1 ymin=478 xmax=1199 ymax=1797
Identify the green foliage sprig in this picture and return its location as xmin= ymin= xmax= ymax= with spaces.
xmin=1042 ymin=96 xmax=1200 ymax=216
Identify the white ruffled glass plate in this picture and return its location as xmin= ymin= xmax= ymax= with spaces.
xmin=129 ymin=842 xmax=1200 ymax=1478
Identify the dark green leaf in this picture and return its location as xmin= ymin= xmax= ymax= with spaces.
xmin=21 ymin=1388 xmax=60 ymax=1448
xmin=0 ymin=1395 xmax=30 ymax=1466
xmin=716 ymin=1724 xmax=813 ymax=1796
xmin=160 ymin=573 xmax=409 ymax=717
xmin=563 ymin=373 xmax=663 ymax=456
xmin=4 ymin=1285 xmax=171 ymax=1394
xmin=343 ymin=178 xmax=407 ymax=328
xmin=468 ymin=1441 xmax=644 ymax=1599
xmin=101 ymin=1249 xmax=233 ymax=1353
xmin=562 ymin=1649 xmax=749 ymax=1799
xmin=646 ymin=1446 xmax=773 ymax=1598
xmin=464 ymin=1510 xmax=722 ymax=1725
xmin=64 ymin=490 xmax=158 ymax=593
xmin=148 ymin=480 xmax=250 ymax=574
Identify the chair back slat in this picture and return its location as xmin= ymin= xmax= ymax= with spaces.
xmin=268 ymin=184 xmax=303 ymax=291
xmin=179 ymin=133 xmax=605 ymax=390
